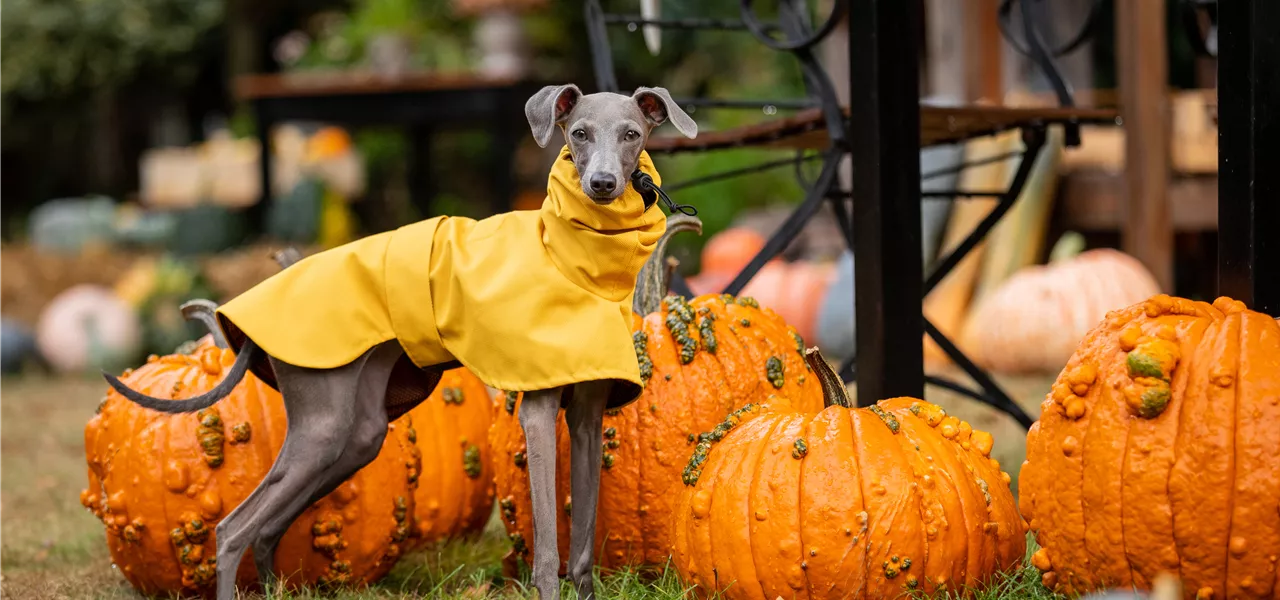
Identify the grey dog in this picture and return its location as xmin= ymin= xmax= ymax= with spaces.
xmin=103 ymin=84 xmax=696 ymax=600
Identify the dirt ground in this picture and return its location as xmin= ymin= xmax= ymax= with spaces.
xmin=0 ymin=369 xmax=1055 ymax=599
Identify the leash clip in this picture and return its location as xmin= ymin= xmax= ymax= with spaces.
xmin=631 ymin=170 xmax=698 ymax=217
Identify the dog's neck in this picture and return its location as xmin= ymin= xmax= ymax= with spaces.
xmin=536 ymin=146 xmax=667 ymax=302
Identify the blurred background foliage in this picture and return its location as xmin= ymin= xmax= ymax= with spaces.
xmin=0 ymin=0 xmax=827 ymax=265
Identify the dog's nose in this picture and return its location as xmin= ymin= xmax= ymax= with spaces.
xmin=589 ymin=173 xmax=617 ymax=195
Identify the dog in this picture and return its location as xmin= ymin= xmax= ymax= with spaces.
xmin=104 ymin=83 xmax=696 ymax=600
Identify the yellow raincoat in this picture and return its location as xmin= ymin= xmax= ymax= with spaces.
xmin=216 ymin=147 xmax=666 ymax=409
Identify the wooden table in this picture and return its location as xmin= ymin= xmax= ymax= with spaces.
xmin=235 ymin=71 xmax=544 ymax=233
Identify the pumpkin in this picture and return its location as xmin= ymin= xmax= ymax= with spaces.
xmin=1019 ymin=294 xmax=1280 ymax=598
xmin=37 ymin=284 xmax=142 ymax=374
xmin=489 ymin=215 xmax=824 ymax=572
xmin=401 ymin=366 xmax=496 ymax=548
xmin=671 ymin=347 xmax=1026 ymax=599
xmin=81 ymin=335 xmax=419 ymax=596
xmin=700 ymin=226 xmax=767 ymax=274
xmin=960 ymin=233 xmax=1163 ymax=374
xmin=687 ymin=259 xmax=836 ymax=343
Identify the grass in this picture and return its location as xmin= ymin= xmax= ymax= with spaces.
xmin=2 ymin=373 xmax=1062 ymax=600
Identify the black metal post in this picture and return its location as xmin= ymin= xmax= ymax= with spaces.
xmin=1217 ymin=0 xmax=1280 ymax=315
xmin=848 ymin=0 xmax=924 ymax=405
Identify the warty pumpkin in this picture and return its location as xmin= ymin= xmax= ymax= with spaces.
xmin=961 ymin=233 xmax=1162 ymax=374
xmin=1019 ymin=294 xmax=1280 ymax=599
xmin=81 ymin=333 xmax=419 ymax=596
xmin=671 ymin=347 xmax=1026 ymax=599
xmin=401 ymin=366 xmax=496 ymax=548
xmin=489 ymin=215 xmax=825 ymax=573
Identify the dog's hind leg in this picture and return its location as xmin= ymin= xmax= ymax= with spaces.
xmin=249 ymin=341 xmax=404 ymax=588
xmin=565 ymin=381 xmax=609 ymax=600
xmin=520 ymin=387 xmax=566 ymax=600
xmin=211 ymin=350 xmax=378 ymax=600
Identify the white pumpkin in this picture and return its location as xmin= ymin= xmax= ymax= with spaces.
xmin=960 ymin=234 xmax=1162 ymax=374
xmin=36 ymin=284 xmax=142 ymax=373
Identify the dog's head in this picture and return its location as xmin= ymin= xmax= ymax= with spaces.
xmin=525 ymin=84 xmax=697 ymax=203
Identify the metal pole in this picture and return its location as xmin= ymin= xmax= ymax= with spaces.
xmin=848 ymin=0 xmax=924 ymax=405
xmin=1217 ymin=0 xmax=1280 ymax=315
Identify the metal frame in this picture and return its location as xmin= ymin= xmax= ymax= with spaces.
xmin=585 ymin=0 xmax=1105 ymax=429
xmin=1216 ymin=0 xmax=1279 ymax=315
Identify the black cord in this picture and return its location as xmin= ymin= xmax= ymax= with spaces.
xmin=632 ymin=170 xmax=698 ymax=216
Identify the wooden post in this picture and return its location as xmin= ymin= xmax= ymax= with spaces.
xmin=1115 ymin=0 xmax=1175 ymax=292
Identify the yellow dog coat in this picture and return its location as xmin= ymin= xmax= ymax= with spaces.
xmin=216 ymin=146 xmax=666 ymax=409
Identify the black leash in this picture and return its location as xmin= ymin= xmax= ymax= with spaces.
xmin=632 ymin=170 xmax=698 ymax=216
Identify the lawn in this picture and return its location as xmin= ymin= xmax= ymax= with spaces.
xmin=1 ymin=372 xmax=1062 ymax=600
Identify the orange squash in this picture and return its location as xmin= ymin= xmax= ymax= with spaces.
xmin=81 ymin=335 xmax=418 ymax=596
xmin=489 ymin=216 xmax=824 ymax=572
xmin=686 ymin=260 xmax=836 ymax=343
xmin=401 ymin=366 xmax=495 ymax=547
xmin=671 ymin=347 xmax=1026 ymax=599
xmin=699 ymin=226 xmax=767 ymax=275
xmin=1019 ymin=294 xmax=1280 ymax=598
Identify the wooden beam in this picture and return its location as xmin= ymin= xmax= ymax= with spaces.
xmin=1115 ymin=0 xmax=1174 ymax=291
xmin=1059 ymin=172 xmax=1218 ymax=232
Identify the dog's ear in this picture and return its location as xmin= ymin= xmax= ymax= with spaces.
xmin=525 ymin=84 xmax=583 ymax=148
xmin=632 ymin=87 xmax=697 ymax=139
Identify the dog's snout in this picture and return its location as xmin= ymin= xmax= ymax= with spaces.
xmin=588 ymin=173 xmax=617 ymax=195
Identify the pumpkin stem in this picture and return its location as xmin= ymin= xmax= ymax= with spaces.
xmin=1048 ymin=231 xmax=1086 ymax=264
xmin=273 ymin=247 xmax=304 ymax=269
xmin=634 ymin=214 xmax=703 ymax=314
xmin=179 ymin=299 xmax=230 ymax=349
xmin=804 ymin=347 xmax=853 ymax=409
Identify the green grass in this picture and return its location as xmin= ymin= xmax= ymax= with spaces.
xmin=2 ymin=374 xmax=1061 ymax=600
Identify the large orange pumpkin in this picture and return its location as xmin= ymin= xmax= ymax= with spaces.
xmin=401 ymin=366 xmax=495 ymax=547
xmin=82 ymin=335 xmax=419 ymax=596
xmin=490 ymin=216 xmax=824 ymax=572
xmin=1019 ymin=294 xmax=1280 ymax=598
xmin=672 ymin=348 xmax=1026 ymax=599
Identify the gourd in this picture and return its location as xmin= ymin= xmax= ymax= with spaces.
xmin=961 ymin=233 xmax=1161 ymax=374
xmin=1019 ymin=294 xmax=1280 ymax=599
xmin=81 ymin=333 xmax=419 ymax=596
xmin=672 ymin=347 xmax=1026 ymax=599
xmin=36 ymin=284 xmax=142 ymax=374
xmin=489 ymin=215 xmax=824 ymax=572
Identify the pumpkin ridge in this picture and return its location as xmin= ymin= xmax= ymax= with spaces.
xmin=1167 ymin=314 xmax=1236 ymax=594
xmin=1227 ymin=313 xmax=1280 ymax=599
xmin=844 ymin=411 xmax=876 ymax=597
xmin=719 ymin=299 xmax=769 ymax=404
xmin=896 ymin=404 xmax=969 ymax=591
xmin=1164 ymin=317 xmax=1214 ymax=588
xmin=885 ymin=408 xmax=936 ymax=594
xmin=826 ymin=405 xmax=866 ymax=596
xmin=743 ymin=415 xmax=786 ymax=600
xmin=910 ymin=404 xmax=984 ymax=589
xmin=1080 ymin=333 xmax=1137 ymax=589
xmin=1219 ymin=313 xmax=1244 ymax=598
xmin=1120 ymin=313 xmax=1213 ymax=590
xmin=794 ymin=412 xmax=818 ymax=600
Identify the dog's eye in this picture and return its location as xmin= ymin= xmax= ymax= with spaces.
xmin=624 ymin=130 xmax=640 ymax=141
xmin=572 ymin=129 xmax=587 ymax=140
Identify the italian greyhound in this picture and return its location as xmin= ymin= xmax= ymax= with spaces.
xmin=103 ymin=84 xmax=695 ymax=600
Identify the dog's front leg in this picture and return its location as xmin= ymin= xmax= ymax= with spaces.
xmin=565 ymin=381 xmax=609 ymax=600
xmin=519 ymin=388 xmax=565 ymax=600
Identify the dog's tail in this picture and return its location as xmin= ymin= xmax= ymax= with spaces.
xmin=102 ymin=339 xmax=260 ymax=413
